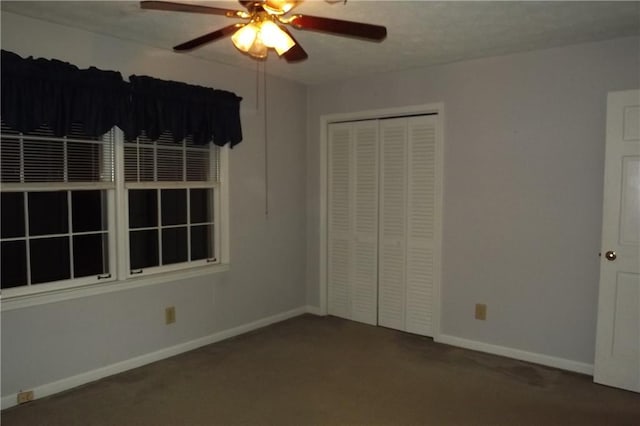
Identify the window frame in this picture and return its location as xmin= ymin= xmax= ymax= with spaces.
xmin=1 ymin=127 xmax=118 ymax=297
xmin=123 ymin=184 xmax=221 ymax=278
xmin=1 ymin=127 xmax=230 ymax=304
xmin=0 ymin=187 xmax=118 ymax=296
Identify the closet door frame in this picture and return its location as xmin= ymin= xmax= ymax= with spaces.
xmin=319 ymin=103 xmax=445 ymax=338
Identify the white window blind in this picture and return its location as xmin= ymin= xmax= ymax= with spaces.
xmin=1 ymin=122 xmax=114 ymax=185
xmin=123 ymin=132 xmax=218 ymax=183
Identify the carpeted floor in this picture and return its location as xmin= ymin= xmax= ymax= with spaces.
xmin=2 ymin=314 xmax=639 ymax=425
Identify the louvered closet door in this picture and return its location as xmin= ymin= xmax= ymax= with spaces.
xmin=405 ymin=116 xmax=437 ymax=336
xmin=327 ymin=121 xmax=379 ymax=324
xmin=351 ymin=121 xmax=379 ymax=325
xmin=328 ymin=114 xmax=439 ymax=335
xmin=328 ymin=123 xmax=352 ymax=319
xmin=378 ymin=116 xmax=437 ymax=336
xmin=378 ymin=118 xmax=408 ymax=331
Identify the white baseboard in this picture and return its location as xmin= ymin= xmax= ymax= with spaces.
xmin=305 ymin=305 xmax=324 ymax=316
xmin=1 ymin=306 xmax=307 ymax=410
xmin=435 ymin=334 xmax=594 ymax=375
xmin=2 ymin=311 xmax=594 ymax=410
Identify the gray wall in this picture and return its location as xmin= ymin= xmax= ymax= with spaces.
xmin=2 ymin=8 xmax=639 ymax=399
xmin=1 ymin=13 xmax=307 ymax=396
xmin=306 ymin=36 xmax=640 ymax=364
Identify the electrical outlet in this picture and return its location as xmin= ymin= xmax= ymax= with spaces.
xmin=165 ymin=306 xmax=176 ymax=325
xmin=17 ymin=390 xmax=34 ymax=404
xmin=475 ymin=303 xmax=487 ymax=320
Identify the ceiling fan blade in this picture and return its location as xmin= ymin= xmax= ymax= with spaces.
xmin=287 ymin=14 xmax=386 ymax=41
xmin=279 ymin=27 xmax=308 ymax=62
xmin=141 ymin=1 xmax=245 ymax=18
xmin=174 ymin=23 xmax=244 ymax=51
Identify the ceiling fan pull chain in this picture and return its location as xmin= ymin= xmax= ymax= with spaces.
xmin=263 ymin=60 xmax=269 ymax=218
xmin=256 ymin=60 xmax=260 ymax=111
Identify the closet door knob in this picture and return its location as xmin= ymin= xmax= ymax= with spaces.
xmin=605 ymin=251 xmax=617 ymax=261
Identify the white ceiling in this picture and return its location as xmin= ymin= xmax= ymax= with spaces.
xmin=2 ymin=1 xmax=639 ymax=85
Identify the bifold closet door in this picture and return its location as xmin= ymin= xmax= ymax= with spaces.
xmin=405 ymin=115 xmax=437 ymax=336
xmin=378 ymin=118 xmax=408 ymax=331
xmin=327 ymin=121 xmax=379 ymax=325
xmin=328 ymin=115 xmax=438 ymax=335
xmin=378 ymin=115 xmax=437 ymax=336
xmin=327 ymin=123 xmax=352 ymax=319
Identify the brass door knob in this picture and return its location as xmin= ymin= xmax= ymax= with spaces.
xmin=605 ymin=251 xmax=617 ymax=261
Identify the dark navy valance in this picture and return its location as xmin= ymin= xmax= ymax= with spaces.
xmin=0 ymin=50 xmax=243 ymax=147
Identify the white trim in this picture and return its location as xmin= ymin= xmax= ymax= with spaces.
xmin=435 ymin=334 xmax=594 ymax=376
xmin=431 ymin=108 xmax=445 ymax=341
xmin=0 ymin=263 xmax=230 ymax=312
xmin=107 ymin=187 xmax=118 ymax=292
xmin=319 ymin=117 xmax=328 ymax=316
xmin=125 ymin=181 xmax=216 ymax=189
xmin=125 ymin=254 xmax=219 ymax=279
xmin=0 ymin=306 xmax=307 ymax=410
xmin=305 ymin=305 xmax=324 ymax=316
xmin=219 ymin=146 xmax=230 ymax=264
xmin=0 ymin=182 xmax=115 ymax=191
xmin=319 ymin=103 xmax=444 ymax=331
xmin=114 ymin=127 xmax=128 ymax=282
xmin=321 ymin=103 xmax=444 ymax=124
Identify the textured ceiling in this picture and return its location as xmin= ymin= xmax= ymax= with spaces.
xmin=2 ymin=1 xmax=639 ymax=85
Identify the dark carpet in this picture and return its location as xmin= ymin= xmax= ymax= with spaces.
xmin=2 ymin=314 xmax=639 ymax=425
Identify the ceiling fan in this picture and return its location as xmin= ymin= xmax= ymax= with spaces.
xmin=140 ymin=0 xmax=387 ymax=62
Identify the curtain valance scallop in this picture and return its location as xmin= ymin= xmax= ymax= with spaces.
xmin=1 ymin=50 xmax=243 ymax=147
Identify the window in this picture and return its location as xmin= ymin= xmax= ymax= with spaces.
xmin=124 ymin=133 xmax=219 ymax=276
xmin=0 ymin=124 xmax=226 ymax=297
xmin=0 ymin=123 xmax=116 ymax=293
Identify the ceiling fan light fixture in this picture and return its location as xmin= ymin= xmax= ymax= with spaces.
xmin=247 ymin=37 xmax=268 ymax=59
xmin=231 ymin=18 xmax=294 ymax=58
xmin=259 ymin=20 xmax=295 ymax=55
xmin=142 ymin=1 xmax=387 ymax=62
xmin=231 ymin=22 xmax=260 ymax=53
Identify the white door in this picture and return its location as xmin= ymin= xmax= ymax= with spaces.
xmin=326 ymin=113 xmax=441 ymax=335
xmin=594 ymin=89 xmax=640 ymax=392
xmin=377 ymin=116 xmax=439 ymax=336
xmin=405 ymin=115 xmax=439 ymax=336
xmin=351 ymin=121 xmax=379 ymax=325
xmin=378 ymin=118 xmax=408 ymax=331
xmin=327 ymin=121 xmax=379 ymax=325
xmin=327 ymin=123 xmax=352 ymax=319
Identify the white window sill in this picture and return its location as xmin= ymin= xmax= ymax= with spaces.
xmin=0 ymin=263 xmax=230 ymax=312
